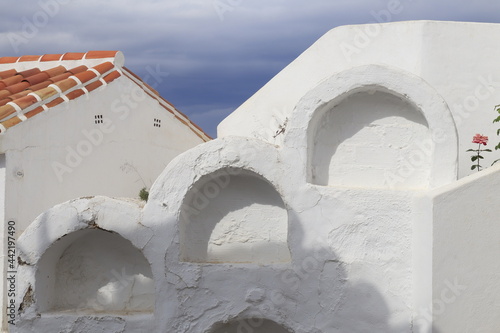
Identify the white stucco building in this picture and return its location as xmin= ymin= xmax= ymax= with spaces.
xmin=8 ymin=21 xmax=500 ymax=332
xmin=0 ymin=51 xmax=210 ymax=331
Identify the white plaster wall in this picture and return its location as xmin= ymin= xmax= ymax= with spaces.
xmin=218 ymin=20 xmax=500 ymax=179
xmin=2 ymin=75 xmax=205 ymax=235
xmin=181 ymin=170 xmax=290 ymax=264
xmin=430 ymin=165 xmax=500 ymax=333
xmin=14 ymin=197 xmax=156 ymax=333
xmin=13 ymin=134 xmax=428 ymax=332
xmin=310 ymin=89 xmax=430 ymax=188
xmin=142 ymin=137 xmax=417 ymax=332
xmin=41 ymin=229 xmax=154 ymax=313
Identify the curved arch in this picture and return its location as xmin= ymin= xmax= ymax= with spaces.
xmin=37 ymin=229 xmax=154 ymax=313
xmin=180 ymin=168 xmax=290 ymax=264
xmin=284 ymin=64 xmax=458 ymax=189
xmin=207 ymin=317 xmax=294 ymax=333
xmin=16 ymin=196 xmax=154 ymax=315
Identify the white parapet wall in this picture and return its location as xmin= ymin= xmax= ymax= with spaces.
xmin=429 ymin=164 xmax=500 ymax=332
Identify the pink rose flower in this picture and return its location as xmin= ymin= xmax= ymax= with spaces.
xmin=472 ymin=134 xmax=488 ymax=145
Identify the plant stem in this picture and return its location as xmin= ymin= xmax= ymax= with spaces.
xmin=477 ymin=143 xmax=481 ymax=171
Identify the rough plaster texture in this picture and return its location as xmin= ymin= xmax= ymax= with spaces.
xmin=50 ymin=230 xmax=154 ymax=313
xmin=310 ymin=89 xmax=430 ymax=188
xmin=180 ymin=170 xmax=290 ymax=263
xmin=11 ymin=21 xmax=500 ymax=333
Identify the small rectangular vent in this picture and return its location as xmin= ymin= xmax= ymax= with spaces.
xmin=95 ymin=115 xmax=103 ymax=124
xmin=154 ymin=118 xmax=161 ymax=128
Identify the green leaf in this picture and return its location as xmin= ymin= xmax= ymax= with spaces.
xmin=471 ymin=165 xmax=477 ymax=170
xmin=494 ymin=115 xmax=500 ymax=123
xmin=471 ymin=155 xmax=478 ymax=161
xmin=497 ymin=128 xmax=500 ymax=135
xmin=492 ymin=159 xmax=500 ymax=165
xmin=483 ymin=149 xmax=492 ymax=152
xmin=466 ymin=149 xmax=477 ymax=152
xmin=478 ymin=155 xmax=484 ymax=159
xmin=496 ymin=143 xmax=500 ymax=150
xmin=139 ymin=187 xmax=149 ymax=201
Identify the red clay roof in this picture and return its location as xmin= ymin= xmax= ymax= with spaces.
xmin=0 ymin=51 xmax=211 ymax=141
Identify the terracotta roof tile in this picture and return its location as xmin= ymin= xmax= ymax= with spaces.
xmin=18 ymin=55 xmax=41 ymax=62
xmin=1 ymin=75 xmax=23 ymax=88
xmin=0 ymin=104 xmax=16 ymax=119
xmin=40 ymin=54 xmax=63 ymax=62
xmin=103 ymin=70 xmax=121 ymax=83
xmin=0 ymin=57 xmax=18 ymax=64
xmin=49 ymin=73 xmax=72 ymax=83
xmin=14 ymin=95 xmax=38 ymax=109
xmin=5 ymin=82 xmax=30 ymax=94
xmin=66 ymin=89 xmax=85 ymax=100
xmin=85 ymin=51 xmax=119 ymax=59
xmin=46 ymin=97 xmax=65 ymax=108
xmin=18 ymin=68 xmax=41 ymax=78
xmin=36 ymin=87 xmax=58 ymax=100
xmin=54 ymin=78 xmax=78 ymax=92
xmin=93 ymin=62 xmax=114 ymax=75
xmin=62 ymin=52 xmax=85 ymax=60
xmin=0 ymin=51 xmax=210 ymax=140
xmin=23 ymin=72 xmax=50 ymax=86
xmin=0 ymin=90 xmax=12 ymax=100
xmin=0 ymin=99 xmax=11 ymax=107
xmin=85 ymin=80 xmax=103 ymax=92
xmin=43 ymin=66 xmax=66 ymax=77
xmin=73 ymin=71 xmax=97 ymax=83
xmin=0 ymin=69 xmax=17 ymax=80
xmin=67 ymin=65 xmax=88 ymax=75
xmin=29 ymin=81 xmax=52 ymax=91
xmin=9 ymin=90 xmax=31 ymax=100
xmin=1 ymin=116 xmax=22 ymax=130
xmin=25 ymin=106 xmax=45 ymax=119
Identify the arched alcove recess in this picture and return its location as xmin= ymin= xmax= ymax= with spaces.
xmin=180 ymin=168 xmax=290 ymax=264
xmin=209 ymin=318 xmax=293 ymax=333
xmin=309 ymin=87 xmax=430 ymax=188
xmin=36 ymin=228 xmax=155 ymax=314
xmin=284 ymin=64 xmax=458 ymax=190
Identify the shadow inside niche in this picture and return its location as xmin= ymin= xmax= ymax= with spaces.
xmin=180 ymin=170 xmax=290 ymax=264
xmin=36 ymin=229 xmax=155 ymax=314
xmin=310 ymin=89 xmax=430 ymax=187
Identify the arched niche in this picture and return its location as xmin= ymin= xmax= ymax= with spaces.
xmin=36 ymin=228 xmax=154 ymax=314
xmin=180 ymin=168 xmax=290 ymax=264
xmin=283 ymin=65 xmax=458 ymax=189
xmin=209 ymin=318 xmax=293 ymax=333
xmin=309 ymin=86 xmax=431 ymax=189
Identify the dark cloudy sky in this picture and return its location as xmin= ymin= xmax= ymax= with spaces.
xmin=1 ymin=0 xmax=500 ymax=137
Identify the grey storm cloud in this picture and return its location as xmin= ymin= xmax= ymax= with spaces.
xmin=1 ymin=0 xmax=500 ymax=137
